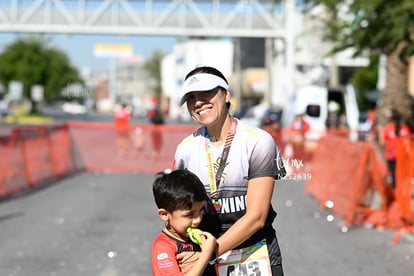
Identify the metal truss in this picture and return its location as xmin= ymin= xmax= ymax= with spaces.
xmin=0 ymin=0 xmax=285 ymax=38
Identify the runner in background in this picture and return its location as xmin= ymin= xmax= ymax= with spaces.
xmin=114 ymin=103 xmax=132 ymax=159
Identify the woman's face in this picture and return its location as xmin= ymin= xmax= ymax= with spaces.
xmin=185 ymin=87 xmax=230 ymax=126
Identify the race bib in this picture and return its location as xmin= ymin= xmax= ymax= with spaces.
xmin=215 ymin=240 xmax=271 ymax=276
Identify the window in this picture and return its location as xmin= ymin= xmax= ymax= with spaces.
xmin=306 ymin=104 xmax=320 ymax=117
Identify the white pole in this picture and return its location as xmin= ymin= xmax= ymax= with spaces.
xmin=274 ymin=0 xmax=296 ymax=127
xmin=285 ymin=0 xmax=296 ymax=103
xmin=109 ymin=57 xmax=117 ymax=105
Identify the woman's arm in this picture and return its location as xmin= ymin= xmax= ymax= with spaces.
xmin=216 ymin=176 xmax=275 ymax=256
xmin=177 ymin=177 xmax=275 ymax=269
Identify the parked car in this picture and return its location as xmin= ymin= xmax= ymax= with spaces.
xmin=239 ymin=103 xmax=283 ymax=128
xmin=62 ymin=101 xmax=87 ymax=115
xmin=0 ymin=100 xmax=10 ymax=118
xmin=0 ymin=92 xmax=11 ymax=118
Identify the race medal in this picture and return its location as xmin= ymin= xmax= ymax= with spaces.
xmin=211 ymin=199 xmax=221 ymax=214
xmin=206 ymin=199 xmax=221 ymax=215
xmin=215 ymin=240 xmax=271 ymax=276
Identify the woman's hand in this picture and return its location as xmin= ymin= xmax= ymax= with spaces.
xmin=177 ymin=251 xmax=200 ymax=273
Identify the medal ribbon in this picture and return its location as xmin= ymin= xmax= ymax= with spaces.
xmin=205 ymin=117 xmax=237 ymax=199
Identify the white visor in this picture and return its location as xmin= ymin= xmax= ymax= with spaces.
xmin=178 ymin=73 xmax=229 ymax=105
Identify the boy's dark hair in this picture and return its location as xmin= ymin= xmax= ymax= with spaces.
xmin=152 ymin=169 xmax=208 ymax=212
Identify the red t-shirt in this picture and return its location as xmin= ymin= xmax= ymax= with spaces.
xmin=152 ymin=231 xmax=201 ymax=276
xmin=289 ymin=118 xmax=310 ymax=133
xmin=288 ymin=118 xmax=310 ymax=144
xmin=382 ymin=123 xmax=410 ymax=160
xmin=114 ymin=108 xmax=131 ymax=134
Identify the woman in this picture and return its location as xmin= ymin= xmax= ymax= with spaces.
xmin=173 ymin=66 xmax=286 ymax=275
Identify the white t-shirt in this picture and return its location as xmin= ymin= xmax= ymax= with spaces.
xmin=173 ymin=118 xmax=286 ymax=265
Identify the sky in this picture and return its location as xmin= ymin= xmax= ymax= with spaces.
xmin=0 ymin=32 xmax=177 ymax=75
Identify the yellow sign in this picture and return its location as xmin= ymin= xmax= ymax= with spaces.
xmin=94 ymin=44 xmax=133 ymax=58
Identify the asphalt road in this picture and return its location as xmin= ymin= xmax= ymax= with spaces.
xmin=0 ymin=172 xmax=413 ymax=276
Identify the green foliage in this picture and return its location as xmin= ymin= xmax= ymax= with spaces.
xmin=351 ymin=54 xmax=379 ymax=111
xmin=143 ymin=49 xmax=164 ymax=100
xmin=304 ymin=0 xmax=414 ymax=61
xmin=0 ymin=35 xmax=82 ymax=102
xmin=304 ymin=0 xmax=414 ymax=124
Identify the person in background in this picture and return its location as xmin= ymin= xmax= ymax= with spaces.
xmin=367 ymin=109 xmax=377 ymax=130
xmin=288 ymin=112 xmax=310 ymax=144
xmin=261 ymin=119 xmax=284 ymax=156
xmin=150 ymin=106 xmax=164 ymax=159
xmin=173 ymin=66 xmax=286 ymax=275
xmin=114 ymin=103 xmax=131 ymax=159
xmin=151 ymin=169 xmax=216 ymax=276
xmin=363 ymin=108 xmax=378 ymax=143
xmin=150 ymin=105 xmax=165 ymax=125
xmin=338 ymin=113 xmax=349 ymax=129
xmin=326 ymin=100 xmax=340 ymax=129
xmin=131 ymin=126 xmax=147 ymax=159
xmin=379 ymin=109 xmax=411 ymax=188
xmin=287 ymin=112 xmax=311 ymax=162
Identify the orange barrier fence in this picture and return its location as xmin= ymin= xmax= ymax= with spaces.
xmin=305 ymin=135 xmax=414 ymax=243
xmin=67 ymin=121 xmax=198 ymax=174
xmin=0 ymin=122 xmax=304 ymax=199
xmin=0 ymin=124 xmax=78 ymax=198
xmin=0 ymin=122 xmax=198 ymax=199
xmin=2 ymin=121 xmax=411 ymax=243
xmin=304 ymin=136 xmax=393 ymax=227
xmin=395 ymin=138 xmax=414 ymax=222
xmin=261 ymin=127 xmax=355 ymax=173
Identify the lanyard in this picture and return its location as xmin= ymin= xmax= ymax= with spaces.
xmin=205 ymin=117 xmax=237 ymax=199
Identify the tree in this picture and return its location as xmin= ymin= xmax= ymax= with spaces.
xmin=352 ymin=53 xmax=379 ymax=111
xmin=0 ymin=35 xmax=82 ymax=107
xmin=143 ymin=49 xmax=164 ymax=101
xmin=303 ymin=0 xmax=414 ymax=125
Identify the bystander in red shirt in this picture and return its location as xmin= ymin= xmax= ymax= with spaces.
xmin=114 ymin=104 xmax=131 ymax=136
xmin=288 ymin=113 xmax=310 ymax=145
xmin=114 ymin=104 xmax=132 ymax=159
xmin=382 ymin=122 xmax=410 ymax=160
xmin=380 ymin=109 xmax=411 ymax=188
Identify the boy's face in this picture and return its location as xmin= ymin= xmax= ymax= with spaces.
xmin=160 ymin=201 xmax=204 ymax=240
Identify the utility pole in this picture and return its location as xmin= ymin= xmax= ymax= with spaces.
xmin=265 ymin=38 xmax=274 ymax=105
xmin=285 ymin=0 xmax=296 ymax=103
xmin=233 ymin=38 xmax=242 ymax=113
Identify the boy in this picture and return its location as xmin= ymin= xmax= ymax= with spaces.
xmin=151 ymin=169 xmax=217 ymax=276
